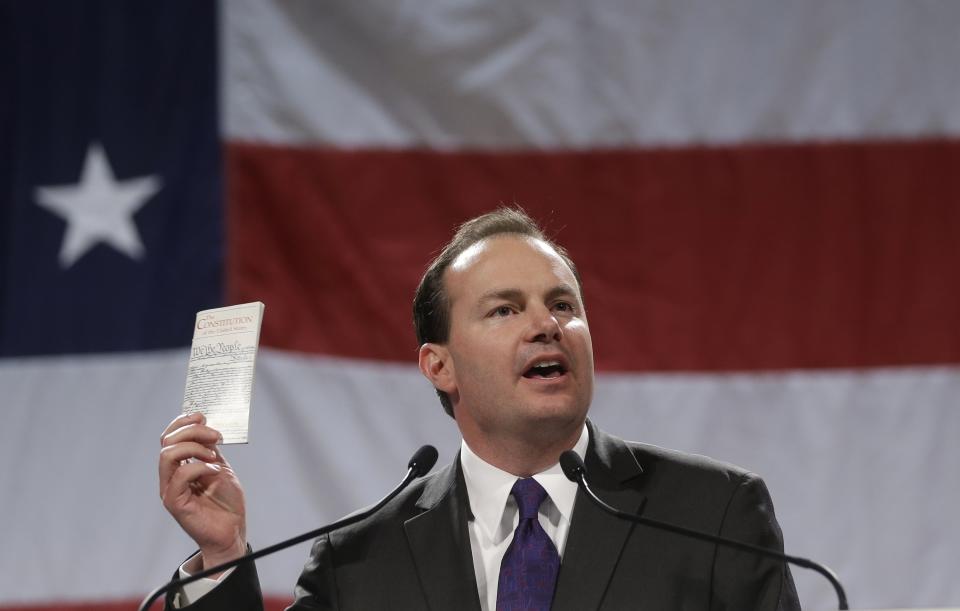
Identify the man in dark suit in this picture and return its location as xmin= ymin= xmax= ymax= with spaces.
xmin=159 ymin=208 xmax=799 ymax=610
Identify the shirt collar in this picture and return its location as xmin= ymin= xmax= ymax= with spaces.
xmin=460 ymin=424 xmax=589 ymax=542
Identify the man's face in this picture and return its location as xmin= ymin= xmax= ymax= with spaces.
xmin=436 ymin=235 xmax=594 ymax=442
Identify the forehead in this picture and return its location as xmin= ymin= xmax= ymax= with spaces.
xmin=446 ymin=235 xmax=577 ymax=299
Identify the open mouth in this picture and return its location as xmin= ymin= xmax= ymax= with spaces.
xmin=522 ymin=360 xmax=567 ymax=379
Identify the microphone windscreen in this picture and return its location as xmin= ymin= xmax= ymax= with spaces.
xmin=409 ymin=445 xmax=439 ymax=477
xmin=559 ymin=450 xmax=586 ymax=482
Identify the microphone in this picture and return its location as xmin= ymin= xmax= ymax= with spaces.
xmin=408 ymin=444 xmax=440 ymax=477
xmin=559 ymin=451 xmax=849 ymax=610
xmin=138 ymin=445 xmax=439 ymax=611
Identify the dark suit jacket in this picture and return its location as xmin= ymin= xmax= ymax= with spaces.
xmin=170 ymin=422 xmax=800 ymax=610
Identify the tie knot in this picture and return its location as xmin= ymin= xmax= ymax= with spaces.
xmin=510 ymin=477 xmax=548 ymax=520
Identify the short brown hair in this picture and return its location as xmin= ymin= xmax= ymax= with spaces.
xmin=413 ymin=207 xmax=582 ymax=416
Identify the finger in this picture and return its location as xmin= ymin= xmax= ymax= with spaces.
xmin=163 ymin=441 xmax=219 ymax=463
xmin=159 ymin=441 xmax=221 ymax=490
xmin=162 ymin=460 xmax=224 ymax=506
xmin=162 ymin=422 xmax=223 ymax=448
xmin=162 ymin=412 xmax=205 ymax=440
xmin=210 ymin=445 xmax=230 ymax=466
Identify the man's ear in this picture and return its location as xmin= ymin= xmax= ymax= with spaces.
xmin=418 ymin=343 xmax=456 ymax=394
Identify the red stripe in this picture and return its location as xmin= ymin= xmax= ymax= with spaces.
xmin=227 ymin=139 xmax=960 ymax=371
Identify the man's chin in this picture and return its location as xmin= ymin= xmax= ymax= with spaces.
xmin=513 ymin=400 xmax=587 ymax=432
xmin=518 ymin=381 xmax=587 ymax=412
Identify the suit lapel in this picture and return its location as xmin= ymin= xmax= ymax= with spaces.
xmin=552 ymin=422 xmax=647 ymax=611
xmin=403 ymin=456 xmax=483 ymax=611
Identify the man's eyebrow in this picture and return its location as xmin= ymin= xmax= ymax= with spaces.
xmin=544 ymin=284 xmax=578 ymax=302
xmin=477 ymin=284 xmax=578 ymax=305
xmin=477 ymin=288 xmax=524 ymax=305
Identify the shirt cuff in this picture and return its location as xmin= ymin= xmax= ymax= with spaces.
xmin=172 ymin=551 xmax=237 ymax=608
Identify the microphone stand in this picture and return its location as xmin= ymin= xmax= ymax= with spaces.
xmin=138 ymin=445 xmax=438 ymax=611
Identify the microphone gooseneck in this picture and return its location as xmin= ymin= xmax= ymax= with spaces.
xmin=138 ymin=445 xmax=439 ymax=611
xmin=559 ymin=450 xmax=849 ymax=610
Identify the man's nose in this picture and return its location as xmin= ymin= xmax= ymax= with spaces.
xmin=526 ymin=306 xmax=563 ymax=343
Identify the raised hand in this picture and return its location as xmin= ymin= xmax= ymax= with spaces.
xmin=159 ymin=412 xmax=247 ymax=570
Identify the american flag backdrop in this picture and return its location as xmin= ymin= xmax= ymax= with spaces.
xmin=2 ymin=2 xmax=959 ymax=609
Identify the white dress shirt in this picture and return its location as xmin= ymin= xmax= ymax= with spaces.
xmin=176 ymin=424 xmax=590 ymax=609
xmin=461 ymin=424 xmax=589 ymax=611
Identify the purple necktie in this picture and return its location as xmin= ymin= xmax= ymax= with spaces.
xmin=496 ymin=478 xmax=561 ymax=611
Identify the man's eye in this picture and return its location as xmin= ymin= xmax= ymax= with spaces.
xmin=492 ymin=305 xmax=514 ymax=317
xmin=553 ymin=302 xmax=575 ymax=313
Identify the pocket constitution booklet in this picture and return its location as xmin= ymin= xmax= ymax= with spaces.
xmin=181 ymin=301 xmax=265 ymax=444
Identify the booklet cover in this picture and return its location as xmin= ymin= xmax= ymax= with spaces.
xmin=182 ymin=301 xmax=265 ymax=444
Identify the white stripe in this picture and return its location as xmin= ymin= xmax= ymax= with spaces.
xmin=223 ymin=0 xmax=960 ymax=148
xmin=2 ymin=351 xmax=958 ymax=608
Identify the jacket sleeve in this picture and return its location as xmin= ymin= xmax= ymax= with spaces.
xmin=164 ymin=552 xmax=264 ymax=611
xmin=163 ymin=535 xmax=341 ymax=611
xmin=710 ymin=473 xmax=801 ymax=611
